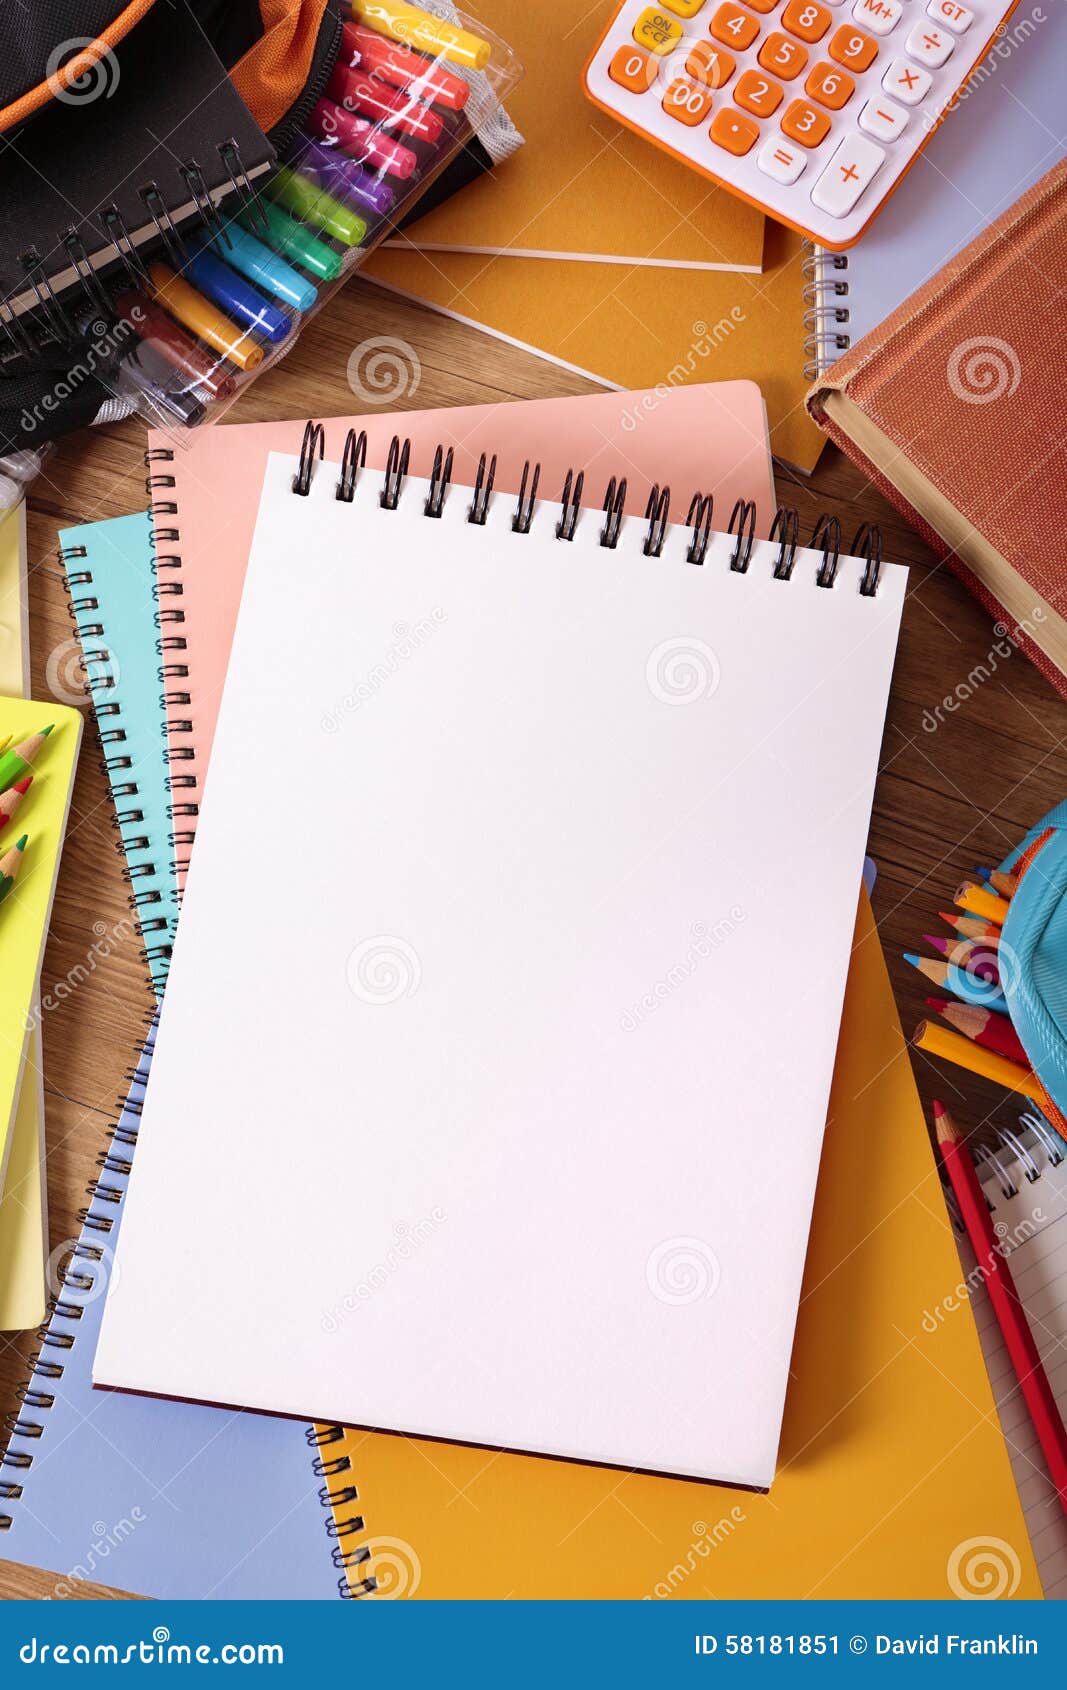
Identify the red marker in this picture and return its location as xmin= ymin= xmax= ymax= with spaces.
xmin=309 ymin=98 xmax=418 ymax=178
xmin=934 ymin=1101 xmax=1067 ymax=1516
xmin=341 ymin=22 xmax=471 ymax=111
xmin=327 ymin=62 xmax=445 ymax=143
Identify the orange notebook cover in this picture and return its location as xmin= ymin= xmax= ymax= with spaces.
xmin=150 ymin=381 xmax=775 ymax=893
xmin=363 ymin=227 xmax=826 ymax=472
xmin=389 ymin=0 xmax=764 ymax=272
xmin=335 ymin=894 xmax=1041 ymax=1598
xmin=808 ymin=160 xmax=1067 ymax=694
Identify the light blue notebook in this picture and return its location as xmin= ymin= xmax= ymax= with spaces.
xmin=2 ymin=515 xmax=372 ymax=1599
xmin=58 ymin=512 xmax=178 ymax=994
xmin=809 ymin=17 xmax=1063 ymax=371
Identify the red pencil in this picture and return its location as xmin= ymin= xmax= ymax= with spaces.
xmin=934 ymin=1101 xmax=1067 ymax=1516
xmin=925 ymin=997 xmax=1029 ymax=1066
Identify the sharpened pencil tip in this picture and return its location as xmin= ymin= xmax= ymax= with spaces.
xmin=925 ymin=996 xmax=949 ymax=1013
xmin=40 ymin=724 xmax=54 ymax=737
xmin=13 ymin=777 xmax=31 ymax=794
xmin=903 ymin=952 xmax=923 ymax=968
xmin=14 ymin=834 xmax=27 ymax=851
xmin=924 ymin=934 xmax=948 ymax=955
xmin=931 ymin=1099 xmax=946 ymax=1121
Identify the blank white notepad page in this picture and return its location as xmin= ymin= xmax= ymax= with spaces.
xmin=95 ymin=452 xmax=905 ymax=1486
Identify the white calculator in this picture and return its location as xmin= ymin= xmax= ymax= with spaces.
xmin=584 ymin=0 xmax=1020 ymax=249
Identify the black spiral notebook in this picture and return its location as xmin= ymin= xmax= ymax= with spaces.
xmin=0 ymin=0 xmax=274 ymax=320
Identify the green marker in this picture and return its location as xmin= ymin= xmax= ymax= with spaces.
xmin=241 ymin=202 xmax=343 ymax=282
xmin=268 ymin=167 xmax=367 ymax=248
xmin=0 ymin=724 xmax=52 ymax=793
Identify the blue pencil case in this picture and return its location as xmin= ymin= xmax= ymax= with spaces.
xmin=998 ymin=801 xmax=1067 ymax=1133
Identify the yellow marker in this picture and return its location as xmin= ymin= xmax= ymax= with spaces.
xmin=632 ymin=6 xmax=685 ymax=53
xmin=146 ymin=262 xmax=264 ymax=372
xmin=351 ymin=0 xmax=491 ymax=70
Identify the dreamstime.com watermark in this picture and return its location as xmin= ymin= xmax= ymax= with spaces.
xmin=920 ymin=613 xmax=1046 ymax=732
xmin=947 ymin=337 xmax=1021 ymax=406
xmin=45 ymin=38 xmax=121 ymax=105
xmin=17 ymin=312 xmax=144 ymax=438
xmin=19 ymin=1629 xmax=284 ymax=1667
xmin=322 ymin=1211 xmax=447 ymax=1333
xmin=946 ymin=1537 xmax=1023 ymax=1600
xmin=644 ymin=1510 xmax=748 ymax=1598
xmin=27 ymin=917 xmax=137 ymax=1027
xmin=347 ymin=335 xmax=422 ymax=405
xmin=322 ymin=611 xmax=447 ymax=731
xmin=622 ymin=309 xmax=746 ymax=432
xmin=919 ymin=1208 xmax=1044 ymax=1336
xmin=50 ymin=1512 xmax=147 ymax=1599
xmin=622 ymin=910 xmax=745 ymax=1031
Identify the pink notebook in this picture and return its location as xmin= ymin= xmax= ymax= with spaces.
xmin=148 ymin=382 xmax=774 ymax=890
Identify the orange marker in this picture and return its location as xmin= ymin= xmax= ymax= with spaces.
xmin=146 ymin=262 xmax=264 ymax=372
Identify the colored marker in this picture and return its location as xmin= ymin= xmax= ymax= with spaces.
xmin=327 ymin=61 xmax=445 ymax=143
xmin=268 ymin=166 xmax=368 ymax=246
xmin=116 ymin=291 xmax=237 ymax=400
xmin=351 ymin=0 xmax=492 ymax=70
xmin=309 ymin=97 xmax=419 ymax=178
xmin=147 ymin=262 xmax=264 ymax=372
xmin=0 ymin=776 xmax=31 ymax=832
xmin=241 ymin=201 xmax=344 ymax=282
xmin=74 ymin=305 xmax=208 ymax=426
xmin=923 ymin=933 xmax=1000 ymax=985
xmin=288 ymin=138 xmax=396 ymax=219
xmin=183 ymin=248 xmax=292 ymax=345
xmin=904 ymin=952 xmax=1008 ymax=1015
xmin=0 ymin=833 xmax=27 ymax=907
xmin=208 ymin=223 xmax=318 ymax=313
xmin=925 ymin=997 xmax=1029 ymax=1067
xmin=0 ymin=726 xmax=52 ymax=792
xmin=341 ymin=21 xmax=471 ymax=110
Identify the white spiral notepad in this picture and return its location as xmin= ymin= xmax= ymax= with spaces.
xmin=95 ymin=436 xmax=906 ymax=1487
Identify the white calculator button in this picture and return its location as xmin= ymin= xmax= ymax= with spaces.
xmin=850 ymin=0 xmax=902 ymax=36
xmin=881 ymin=56 xmax=931 ymax=103
xmin=857 ymin=95 xmax=909 ymax=140
xmin=757 ymin=137 xmax=807 ymax=183
xmin=905 ymin=22 xmax=954 ymax=65
xmin=925 ymin=0 xmax=973 ymax=32
xmin=811 ymin=130 xmax=886 ymax=216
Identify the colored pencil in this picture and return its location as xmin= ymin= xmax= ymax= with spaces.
xmin=938 ymin=910 xmax=1000 ymax=943
xmin=925 ymin=997 xmax=1029 ymax=1066
xmin=0 ymin=735 xmax=10 ymax=757
xmin=989 ymin=868 xmax=1019 ymax=899
xmin=955 ymin=879 xmax=1007 ymax=926
xmin=933 ymin=1101 xmax=1067 ymax=1516
xmin=974 ymin=865 xmax=994 ymax=882
xmin=904 ymin=953 xmax=1008 ymax=1014
xmin=0 ymin=725 xmax=52 ymax=793
xmin=923 ymin=933 xmax=1000 ymax=983
xmin=0 ymin=775 xmax=31 ymax=832
xmin=914 ymin=1018 xmax=1039 ymax=1096
xmin=0 ymin=832 xmax=27 ymax=907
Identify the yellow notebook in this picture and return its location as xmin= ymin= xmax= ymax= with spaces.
xmin=363 ymin=225 xmax=826 ymax=473
xmin=387 ymin=0 xmax=764 ymax=272
xmin=0 ymin=505 xmax=49 ymax=1332
xmin=335 ymin=894 xmax=1039 ymax=1598
xmin=0 ymin=700 xmax=81 ymax=1253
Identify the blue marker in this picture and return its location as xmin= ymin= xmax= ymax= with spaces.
xmin=207 ymin=224 xmax=318 ymax=313
xmin=184 ymin=247 xmax=292 ymax=344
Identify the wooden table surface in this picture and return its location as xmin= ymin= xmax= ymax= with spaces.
xmin=2 ymin=274 xmax=1065 ymax=1600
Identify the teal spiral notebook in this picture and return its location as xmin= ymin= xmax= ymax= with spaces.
xmin=58 ymin=511 xmax=178 ymax=993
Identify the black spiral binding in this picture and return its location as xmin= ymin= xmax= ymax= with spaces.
xmin=305 ymin=1426 xmax=377 ymax=1598
xmin=1 ymin=144 xmax=260 ymax=362
xmin=143 ymin=445 xmax=199 ymax=874
xmin=801 ymin=243 xmax=851 ymax=382
xmin=975 ymin=1110 xmax=1065 ymax=1203
xmin=58 ymin=540 xmax=174 ymax=989
xmin=294 ymin=427 xmax=885 ymax=597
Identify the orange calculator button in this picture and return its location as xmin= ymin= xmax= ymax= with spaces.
xmin=781 ymin=0 xmax=832 ymax=43
xmin=780 ymin=97 xmax=832 ymax=145
xmin=734 ymin=68 xmax=785 ymax=116
xmin=805 ymin=61 xmax=855 ymax=109
xmin=742 ymin=0 xmax=780 ymax=11
xmin=709 ymin=105 xmax=760 ymax=154
xmin=828 ymin=25 xmax=879 ymax=70
xmin=662 ymin=77 xmax=715 ymax=123
xmin=709 ymin=3 xmax=761 ymax=51
xmin=608 ymin=45 xmax=659 ymax=93
xmin=686 ymin=40 xmax=736 ymax=86
xmin=757 ymin=32 xmax=808 ymax=79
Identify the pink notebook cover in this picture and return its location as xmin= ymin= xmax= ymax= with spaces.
xmin=149 ymin=381 xmax=774 ymax=891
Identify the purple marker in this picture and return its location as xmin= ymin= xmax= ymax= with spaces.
xmin=289 ymin=138 xmax=396 ymax=221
